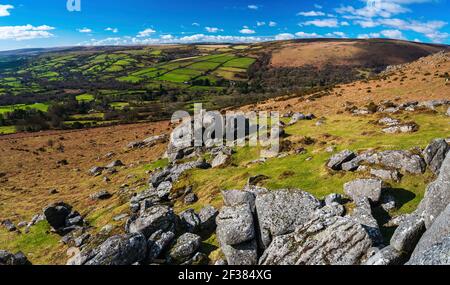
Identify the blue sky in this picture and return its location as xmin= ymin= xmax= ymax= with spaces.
xmin=0 ymin=0 xmax=449 ymax=51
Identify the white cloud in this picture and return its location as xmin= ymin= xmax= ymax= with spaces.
xmin=160 ymin=34 xmax=173 ymax=40
xmin=357 ymin=32 xmax=381 ymax=39
xmin=192 ymin=22 xmax=200 ymax=26
xmin=248 ymin=5 xmax=259 ymax=10
xmin=269 ymin=21 xmax=277 ymax=27
xmin=314 ymin=4 xmax=323 ymax=9
xmin=326 ymin=31 xmax=347 ymax=38
xmin=341 ymin=21 xmax=350 ymax=26
xmin=78 ymin=28 xmax=92 ymax=33
xmin=137 ymin=28 xmax=156 ymax=37
xmin=205 ymin=27 xmax=223 ymax=33
xmin=302 ymin=18 xmax=339 ymax=28
xmin=275 ymin=33 xmax=295 ymax=40
xmin=295 ymin=32 xmax=322 ymax=38
xmin=380 ymin=29 xmax=405 ymax=39
xmin=0 ymin=4 xmax=13 ymax=16
xmin=240 ymin=28 xmax=256 ymax=34
xmin=0 ymin=24 xmax=55 ymax=41
xmin=297 ymin=11 xmax=325 ymax=17
xmin=105 ymin=27 xmax=118 ymax=33
xmin=257 ymin=21 xmax=266 ymax=26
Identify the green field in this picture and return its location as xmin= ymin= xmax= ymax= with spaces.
xmin=75 ymin=94 xmax=95 ymax=102
xmin=0 ymin=103 xmax=49 ymax=114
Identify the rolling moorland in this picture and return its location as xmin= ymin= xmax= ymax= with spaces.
xmin=0 ymin=39 xmax=449 ymax=265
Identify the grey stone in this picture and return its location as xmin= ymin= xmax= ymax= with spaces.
xmin=2 ymin=220 xmax=16 ymax=232
xmin=222 ymin=190 xmax=256 ymax=212
xmin=74 ymin=233 xmax=90 ymax=248
xmin=0 ymin=250 xmax=31 ymax=265
xmin=344 ymin=178 xmax=383 ymax=203
xmin=143 ymin=134 xmax=168 ymax=147
xmin=390 ymin=213 xmax=425 ymax=253
xmin=407 ymin=236 xmax=450 ymax=265
xmin=423 ymin=139 xmax=449 ymax=175
xmin=198 ymin=205 xmax=218 ymax=231
xmin=126 ymin=205 xmax=176 ymax=238
xmin=106 ymin=160 xmax=124 ymax=168
xmin=255 ymin=189 xmax=321 ymax=249
xmin=381 ymin=194 xmax=397 ymax=211
xmin=216 ymin=204 xmax=255 ymax=246
xmin=378 ymin=117 xmax=400 ymax=126
xmin=365 ymin=246 xmax=405 ymax=265
xmin=382 ymin=124 xmax=418 ymax=134
xmin=325 ymin=193 xmax=343 ymax=206
xmin=89 ymin=166 xmax=104 ymax=176
xmin=184 ymin=193 xmax=198 ymax=205
xmin=350 ymin=198 xmax=384 ymax=246
xmin=211 ymin=152 xmax=231 ymax=168
xmin=147 ymin=230 xmax=175 ymax=262
xmin=43 ymin=202 xmax=73 ymax=230
xmin=179 ymin=209 xmax=201 ymax=233
xmin=371 ymin=168 xmax=401 ymax=182
xmin=259 ymin=216 xmax=372 ymax=265
xmin=155 ymin=181 xmax=172 ymax=200
xmin=327 ymin=150 xmax=356 ymax=170
xmin=411 ymin=203 xmax=450 ymax=260
xmin=420 ymin=152 xmax=450 ymax=228
xmin=372 ymin=150 xmax=426 ymax=174
xmin=169 ymin=233 xmax=201 ymax=264
xmin=222 ymin=239 xmax=258 ymax=265
xmin=82 ymin=233 xmax=147 ymax=265
xmin=90 ymin=190 xmax=112 ymax=201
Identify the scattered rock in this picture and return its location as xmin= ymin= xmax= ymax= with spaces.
xmin=49 ymin=189 xmax=59 ymax=195
xmin=222 ymin=239 xmax=258 ymax=265
xmin=390 ymin=213 xmax=426 ymax=253
xmin=327 ymin=150 xmax=356 ymax=170
xmin=168 ymin=233 xmax=201 ymax=264
xmin=365 ymin=246 xmax=405 ymax=265
xmin=382 ymin=123 xmax=418 ymax=134
xmin=43 ymin=202 xmax=73 ymax=230
xmin=147 ymin=230 xmax=175 ymax=262
xmin=373 ymin=150 xmax=426 ymax=174
xmin=422 ymin=138 xmax=449 ymax=175
xmin=106 ymin=160 xmax=124 ymax=168
xmin=113 ymin=214 xmax=129 ymax=222
xmin=378 ymin=117 xmax=400 ymax=126
xmin=70 ymin=233 xmax=147 ymax=265
xmin=179 ymin=209 xmax=201 ymax=233
xmin=350 ymin=198 xmax=384 ymax=246
xmin=126 ymin=205 xmax=176 ymax=238
xmin=2 ymin=220 xmax=17 ymax=232
xmin=255 ymin=189 xmax=321 ymax=249
xmin=198 ymin=205 xmax=218 ymax=231
xmin=370 ymin=168 xmax=401 ymax=182
xmin=211 ymin=152 xmax=231 ymax=168
xmin=90 ymin=190 xmax=112 ymax=201
xmin=89 ymin=166 xmax=105 ymax=176
xmin=380 ymin=194 xmax=397 ymax=211
xmin=325 ymin=193 xmax=343 ymax=206
xmin=184 ymin=193 xmax=198 ymax=205
xmin=0 ymin=250 xmax=31 ymax=265
xmin=344 ymin=178 xmax=383 ymax=203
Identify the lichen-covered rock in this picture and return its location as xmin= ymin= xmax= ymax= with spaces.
xmin=372 ymin=150 xmax=426 ymax=174
xmin=370 ymin=169 xmax=401 ymax=182
xmin=147 ymin=230 xmax=175 ymax=263
xmin=70 ymin=233 xmax=147 ymax=265
xmin=422 ymin=139 xmax=449 ymax=175
xmin=221 ymin=239 xmax=258 ymax=265
xmin=327 ymin=150 xmax=356 ymax=170
xmin=198 ymin=205 xmax=218 ymax=232
xmin=420 ymin=153 xmax=450 ymax=228
xmin=179 ymin=209 xmax=201 ymax=233
xmin=350 ymin=198 xmax=384 ymax=246
xmin=211 ymin=152 xmax=231 ymax=168
xmin=259 ymin=216 xmax=372 ymax=265
xmin=344 ymin=178 xmax=383 ymax=203
xmin=255 ymin=189 xmax=321 ymax=249
xmin=407 ymin=236 xmax=450 ymax=265
xmin=216 ymin=204 xmax=255 ymax=246
xmin=365 ymin=246 xmax=406 ymax=265
xmin=222 ymin=190 xmax=256 ymax=212
xmin=325 ymin=193 xmax=343 ymax=206
xmin=390 ymin=213 xmax=426 ymax=253
xmin=410 ymin=203 xmax=450 ymax=261
xmin=168 ymin=233 xmax=201 ymax=264
xmin=126 ymin=205 xmax=176 ymax=238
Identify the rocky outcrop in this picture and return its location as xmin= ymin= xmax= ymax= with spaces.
xmin=350 ymin=198 xmax=384 ymax=246
xmin=420 ymin=152 xmax=450 ymax=228
xmin=365 ymin=246 xmax=405 ymax=265
xmin=255 ymin=189 xmax=322 ymax=249
xmin=259 ymin=215 xmax=372 ymax=265
xmin=211 ymin=152 xmax=231 ymax=168
xmin=390 ymin=213 xmax=426 ymax=253
xmin=168 ymin=233 xmax=202 ymax=264
xmin=407 ymin=237 xmax=450 ymax=265
xmin=422 ymin=139 xmax=449 ymax=175
xmin=216 ymin=204 xmax=255 ymax=246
